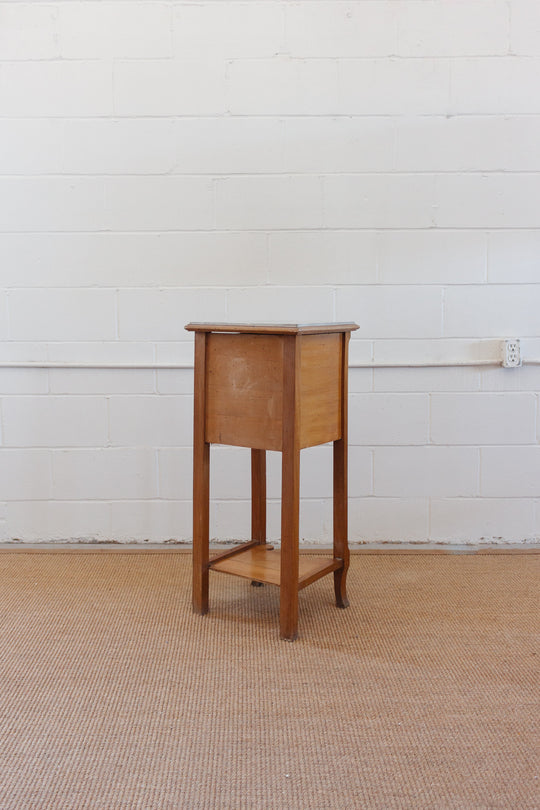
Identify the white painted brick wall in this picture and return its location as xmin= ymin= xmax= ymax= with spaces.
xmin=511 ymin=0 xmax=540 ymax=55
xmin=0 ymin=178 xmax=106 ymax=232
xmin=49 ymin=369 xmax=156 ymax=396
xmin=52 ymin=448 xmax=158 ymax=501
xmin=8 ymin=289 xmax=117 ymax=342
xmin=0 ymin=4 xmax=59 ymax=61
xmin=227 ymin=286 xmax=334 ymax=324
xmin=108 ymin=396 xmax=193 ymax=448
xmin=349 ymin=394 xmax=429 ymax=446
xmin=338 ymin=58 xmax=451 ymax=115
xmin=431 ymin=498 xmax=537 ymax=543
xmin=349 ymin=498 xmax=430 ymax=544
xmin=58 ymin=2 xmax=173 ymax=59
xmin=394 ymin=116 xmax=540 ymax=173
xmin=227 ymin=58 xmax=342 ymax=116
xmin=396 ymin=0 xmax=509 ymax=57
xmin=480 ymin=448 xmax=540 ymax=497
xmin=0 ymin=450 xmax=53 ymax=501
xmin=173 ymin=3 xmax=283 ymax=58
xmin=0 ymin=0 xmax=539 ymax=546
xmin=449 ymin=57 xmax=540 ymax=114
xmin=323 ymin=175 xmax=437 ymax=229
xmin=175 ymin=118 xmax=284 ymax=174
xmin=336 ymin=286 xmax=443 ymax=339
xmin=117 ymin=288 xmax=228 ymax=341
xmin=285 ymin=2 xmax=397 ymax=59
xmin=378 ymin=231 xmax=486 ymax=284
xmin=64 ymin=120 xmax=177 ymax=175
xmin=0 ymin=61 xmax=114 ymax=116
xmin=374 ymin=447 xmax=480 ymax=498
xmin=114 ymin=59 xmax=228 ymax=116
xmin=489 ymin=231 xmax=540 ymax=282
xmin=0 ymin=232 xmax=269 ymax=288
xmin=2 ymin=397 xmax=109 ymax=448
xmin=269 ymin=231 xmax=378 ymax=285
xmin=215 ymin=176 xmax=324 ymax=230
xmin=430 ymin=394 xmax=537 ymax=445
xmin=105 ymin=176 xmax=214 ymax=231
xmin=444 ymin=285 xmax=540 ymax=338
xmin=5 ymin=501 xmax=112 ymax=543
xmin=0 ymin=119 xmax=64 ymax=174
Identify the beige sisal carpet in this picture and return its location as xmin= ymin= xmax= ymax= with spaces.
xmin=0 ymin=549 xmax=538 ymax=809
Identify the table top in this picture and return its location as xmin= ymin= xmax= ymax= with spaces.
xmin=185 ymin=322 xmax=359 ymax=335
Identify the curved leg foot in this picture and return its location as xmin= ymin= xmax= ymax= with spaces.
xmin=334 ymin=567 xmax=350 ymax=609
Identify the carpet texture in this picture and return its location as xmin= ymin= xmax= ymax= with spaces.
xmin=0 ymin=550 xmax=538 ymax=809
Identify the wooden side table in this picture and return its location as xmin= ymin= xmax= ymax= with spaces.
xmin=185 ymin=322 xmax=359 ymax=641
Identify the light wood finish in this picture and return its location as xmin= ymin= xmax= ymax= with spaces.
xmin=280 ymin=335 xmax=301 ymax=640
xmin=186 ymin=322 xmax=358 ymax=336
xmin=251 ymin=450 xmax=266 ymax=543
xmin=299 ymin=332 xmax=341 ymax=449
xmin=210 ymin=545 xmax=341 ymax=588
xmin=188 ymin=321 xmax=358 ymax=640
xmin=205 ymin=333 xmax=283 ymax=450
xmin=192 ymin=331 xmax=210 ymax=615
xmin=208 ymin=540 xmax=263 ymax=566
xmin=333 ymin=331 xmax=350 ymax=609
xmin=204 ymin=330 xmax=345 ymax=452
xmin=250 ymin=448 xmax=266 ymax=586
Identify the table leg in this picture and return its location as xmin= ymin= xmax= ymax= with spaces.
xmin=333 ymin=437 xmax=349 ymax=609
xmin=333 ymin=331 xmax=350 ymax=609
xmin=251 ymin=449 xmax=266 ymax=587
xmin=280 ymin=445 xmax=300 ymax=640
xmin=280 ymin=335 xmax=300 ymax=641
xmin=251 ymin=449 xmax=266 ymax=544
xmin=193 ymin=331 xmax=209 ymax=615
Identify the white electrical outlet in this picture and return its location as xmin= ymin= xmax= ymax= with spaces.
xmin=502 ymin=339 xmax=522 ymax=368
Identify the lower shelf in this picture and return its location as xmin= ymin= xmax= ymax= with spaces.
xmin=209 ymin=543 xmax=342 ymax=590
